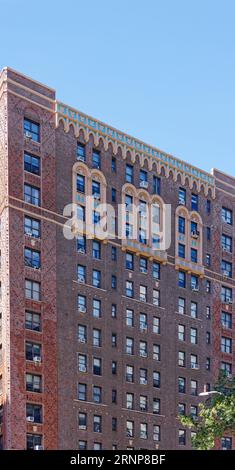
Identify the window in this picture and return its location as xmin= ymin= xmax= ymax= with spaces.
xmin=24 ymin=152 xmax=40 ymax=175
xmin=78 ymin=354 xmax=87 ymax=372
xmin=126 ymin=337 xmax=134 ymax=355
xmin=221 ymin=337 xmax=232 ymax=354
xmin=24 ymin=184 xmax=40 ymax=206
xmin=221 ymin=437 xmax=232 ymax=450
xmin=111 ymin=304 xmax=117 ymax=318
xmin=206 ymin=227 xmax=211 ymax=241
xmin=140 ymin=368 xmax=147 ymax=385
xmin=78 ymin=440 xmax=87 ymax=450
xmin=25 ymin=280 xmax=40 ymax=301
xmin=77 ymin=235 xmax=86 ymax=253
xmin=112 ymin=333 xmax=117 ymax=347
xmin=178 ymin=351 xmax=185 ymax=367
xmin=222 ymin=234 xmax=232 ymax=253
xmin=126 ymin=280 xmax=133 ymax=297
xmin=153 ymin=344 xmax=160 ymax=361
xmin=191 ymin=194 xmax=198 ymax=211
xmin=26 ymin=373 xmax=42 ymax=393
xmin=221 ymin=260 xmax=232 ymax=278
xmin=190 ymin=301 xmax=198 ymax=318
xmin=206 ymin=357 xmax=211 ymax=370
xmin=111 ymin=246 xmax=117 ymax=260
xmin=112 ymin=389 xmax=117 ymax=404
xmin=153 ymin=371 xmax=160 ymax=388
xmin=93 ymin=415 xmax=102 ymax=433
xmin=26 ymin=403 xmax=42 ymax=424
xmin=92 ymin=270 xmax=101 ymax=288
xmin=126 ymin=420 xmax=134 ymax=438
xmin=24 ymin=248 xmax=40 ymax=269
xmin=25 ymin=311 xmax=41 ymax=332
xmin=77 ymin=174 xmax=85 ymax=193
xmin=126 ymin=393 xmax=134 ymax=410
xmin=153 ymin=398 xmax=160 ymax=415
xmin=111 ymin=275 xmax=117 ymax=289
xmin=178 ymin=297 xmax=185 ymax=314
xmin=26 ymin=342 xmax=41 ymax=361
xmin=140 ymin=285 xmax=147 ymax=302
xmin=126 ymin=309 xmax=134 ymax=327
xmin=126 ymin=252 xmax=134 ymax=270
xmin=139 ymin=341 xmax=147 ymax=357
xmin=190 ymin=327 xmax=198 ymax=344
xmin=178 ymin=324 xmax=185 ymax=342
xmin=77 ymin=205 xmax=85 ymax=221
xmin=178 ymin=403 xmax=186 ymax=416
xmin=222 ymin=207 xmax=232 ymax=225
xmin=178 ymin=377 xmax=186 ymax=393
xmin=111 ymin=188 xmax=116 ymax=203
xmin=140 ymin=257 xmax=147 ymax=273
xmin=153 ymin=176 xmax=160 ymax=195
xmin=191 ymin=221 xmax=198 ymax=234
xmin=190 ymin=379 xmax=198 ymax=396
xmin=92 ymin=150 xmax=100 ymax=169
xmin=153 ymin=262 xmax=160 ymax=280
xmin=221 ymin=286 xmax=232 ymax=303
xmin=93 ymin=358 xmax=102 ymax=375
xmin=191 ymin=248 xmax=198 ymax=264
xmin=112 ymin=417 xmax=117 ymax=432
xmin=78 ymin=295 xmax=86 ymax=313
xmin=77 ymin=143 xmax=85 ymax=161
xmin=221 ymin=362 xmax=232 ymax=376
xmin=140 ymin=395 xmax=147 ymax=412
xmin=206 ymin=280 xmax=211 ymax=293
xmin=139 ymin=313 xmax=147 ymax=331
xmin=112 ymin=362 xmax=117 ymax=376
xmin=140 ymin=169 xmax=147 ymax=185
xmin=93 ymin=329 xmax=101 ymax=347
xmin=206 ymin=199 xmax=211 ymax=214
xmin=206 ymin=306 xmax=211 ymax=319
xmin=221 ymin=311 xmax=232 ymax=329
xmin=78 ymin=264 xmax=86 ymax=283
xmin=191 ymin=275 xmax=198 ymax=291
xmin=24 ymin=216 xmax=40 ymax=238
xmin=178 ymin=271 xmax=186 ymax=288
xmin=179 ymin=429 xmax=186 ymax=445
xmin=24 ymin=118 xmax=40 ymax=142
xmin=93 ymin=386 xmax=102 ymax=403
xmin=190 ymin=354 xmax=198 ymax=369
xmin=140 ymin=423 xmax=147 ymax=439
xmin=78 ymin=412 xmax=87 ymax=430
xmin=153 ymin=425 xmax=160 ymax=442
xmin=178 ymin=244 xmax=185 ymax=259
xmin=126 ymin=164 xmax=133 ymax=183
xmin=78 ymin=383 xmax=87 ymax=401
xmin=206 ymin=331 xmax=211 ymax=345
xmin=26 ymin=433 xmax=43 ymax=450
xmin=78 ymin=325 xmax=87 ymax=343
xmin=126 ymin=365 xmax=134 ymax=383
xmin=179 ymin=188 xmax=186 ymax=205
xmin=153 ymin=289 xmax=160 ymax=306
xmin=206 ymin=254 xmax=211 ymax=266
xmin=111 ymin=156 xmax=116 ymax=172
xmin=178 ymin=216 xmax=185 ymax=234
xmin=153 ymin=317 xmax=160 ymax=334
xmin=93 ymin=299 xmax=101 ymax=318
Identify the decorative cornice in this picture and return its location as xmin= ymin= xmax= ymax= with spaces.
xmin=56 ymin=101 xmax=215 ymax=198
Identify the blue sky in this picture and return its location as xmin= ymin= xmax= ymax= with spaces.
xmin=1 ymin=0 xmax=235 ymax=176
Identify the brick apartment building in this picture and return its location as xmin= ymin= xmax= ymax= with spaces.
xmin=0 ymin=67 xmax=234 ymax=450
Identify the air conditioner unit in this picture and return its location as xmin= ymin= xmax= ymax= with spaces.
xmin=140 ymin=325 xmax=147 ymax=332
xmin=79 ymin=337 xmax=86 ymax=343
xmin=140 ymin=181 xmax=148 ymax=189
xmin=126 ymin=431 xmax=132 ymax=438
xmin=140 ymin=406 xmax=147 ymax=412
xmin=191 ymin=363 xmax=199 ymax=370
xmin=223 ymin=271 xmax=230 ymax=278
xmin=78 ymin=276 xmax=85 ymax=283
xmin=33 ymin=356 xmax=41 ymax=363
xmin=26 ymin=231 xmax=33 ymax=237
xmin=25 ymin=131 xmax=32 ymax=139
xmin=33 ymin=266 xmax=40 ymax=270
xmin=140 ymin=351 xmax=147 ymax=358
xmin=192 ymin=287 xmax=199 ymax=292
xmin=191 ymin=230 xmax=199 ymax=239
xmin=77 ymin=248 xmax=85 ymax=254
xmin=77 ymin=155 xmax=85 ymax=162
xmin=140 ymin=267 xmax=147 ymax=274
xmin=79 ymin=425 xmax=86 ymax=430
xmin=79 ymin=365 xmax=87 ymax=372
xmin=93 ymin=193 xmax=100 ymax=200
xmin=78 ymin=306 xmax=86 ymax=313
xmin=34 ymin=445 xmax=43 ymax=450
xmin=140 ymin=378 xmax=147 ymax=385
xmin=27 ymin=416 xmax=34 ymax=423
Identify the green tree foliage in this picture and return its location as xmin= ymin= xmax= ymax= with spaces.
xmin=180 ymin=373 xmax=235 ymax=450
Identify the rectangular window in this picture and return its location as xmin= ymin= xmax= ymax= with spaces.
xmin=139 ymin=313 xmax=147 ymax=331
xmin=126 ymin=252 xmax=134 ymax=270
xmin=190 ymin=301 xmax=198 ymax=318
xmin=221 ymin=437 xmax=232 ymax=450
xmin=221 ymin=260 xmax=232 ymax=278
xmin=126 ymin=309 xmax=133 ymax=327
xmin=93 ymin=299 xmax=101 ymax=318
xmin=153 ymin=289 xmax=160 ymax=306
xmin=111 ymin=246 xmax=117 ymax=260
xmin=206 ymin=199 xmax=211 ymax=214
xmin=92 ymin=150 xmax=101 ymax=169
xmin=178 ymin=244 xmax=185 ymax=259
xmin=78 ymin=325 xmax=87 ymax=343
xmin=190 ymin=379 xmax=198 ymax=396
xmin=24 ymin=184 xmax=40 ymax=206
xmin=78 ymin=412 xmax=87 ymax=430
xmin=126 ymin=365 xmax=134 ymax=383
xmin=153 ymin=176 xmax=161 ymax=195
xmin=126 ymin=164 xmax=133 ymax=183
xmin=221 ymin=337 xmax=232 ymax=354
xmin=178 ymin=377 xmax=186 ymax=393
xmin=178 ymin=403 xmax=186 ymax=416
xmin=78 ymin=295 xmax=86 ymax=313
xmin=78 ymin=383 xmax=87 ymax=401
xmin=139 ymin=257 xmax=148 ymax=273
xmin=221 ymin=311 xmax=232 ymax=329
xmin=25 ymin=279 xmax=40 ymax=301
xmin=139 ymin=341 xmax=147 ymax=358
xmin=191 ymin=275 xmax=199 ymax=291
xmin=26 ymin=433 xmax=43 ymax=450
xmin=178 ymin=324 xmax=185 ymax=341
xmin=26 ymin=342 xmax=41 ymax=361
xmin=178 ymin=297 xmax=185 ymax=314
xmin=140 ymin=422 xmax=148 ymax=439
xmin=26 ymin=373 xmax=42 ymax=393
xmin=221 ymin=286 xmax=232 ymax=303
xmin=111 ymin=156 xmax=116 ymax=172
xmin=77 ymin=174 xmax=85 ymax=193
xmin=78 ymin=354 xmax=87 ymax=373
xmin=93 ymin=329 xmax=101 ymax=347
xmin=153 ymin=262 xmax=160 ymax=279
xmin=140 ymin=368 xmax=147 ymax=385
xmin=153 ymin=344 xmax=160 ymax=361
xmin=153 ymin=317 xmax=160 ymax=334
xmin=178 ymin=216 xmax=185 ymax=234
xmin=26 ymin=403 xmax=42 ymax=424
xmin=24 ymin=152 xmax=40 ymax=175
xmin=77 ymin=143 xmax=85 ymax=161
xmin=179 ymin=188 xmax=186 ymax=205
xmin=77 ymin=235 xmax=86 ymax=253
xmin=191 ymin=248 xmax=198 ymax=264
xmin=25 ymin=311 xmax=41 ymax=332
xmin=92 ymin=240 xmax=101 ymax=259
xmin=190 ymin=327 xmax=198 ymax=344
xmin=221 ymin=362 xmax=232 ymax=376
xmin=178 ymin=351 xmax=185 ymax=367
xmin=222 ymin=207 xmax=232 ymax=225
xmin=92 ymin=270 xmax=101 ymax=288
xmin=153 ymin=425 xmax=160 ymax=442
xmin=178 ymin=271 xmax=186 ymax=288
xmin=24 ymin=216 xmax=41 ymax=238
xmin=222 ymin=234 xmax=232 ymax=253
xmin=126 ymin=420 xmax=134 ymax=438
xmin=153 ymin=371 xmax=160 ymax=388
xmin=93 ymin=386 xmax=102 ymax=403
xmin=24 ymin=118 xmax=40 ymax=142
xmin=111 ymin=304 xmax=117 ymax=318
xmin=24 ymin=248 xmax=40 ymax=269
xmin=179 ymin=429 xmax=186 ymax=445
xmin=140 ymin=285 xmax=147 ymax=302
xmin=153 ymin=398 xmax=160 ymax=415
xmin=126 ymin=337 xmax=134 ymax=355
xmin=93 ymin=357 xmax=102 ymax=375
xmin=140 ymin=170 xmax=148 ymax=186
xmin=126 ymin=280 xmax=133 ymax=298
xmin=77 ymin=265 xmax=86 ymax=283
xmin=191 ymin=194 xmax=198 ymax=211
xmin=207 ymin=227 xmax=211 ymax=241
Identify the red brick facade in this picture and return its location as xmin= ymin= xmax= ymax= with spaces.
xmin=0 ymin=68 xmax=234 ymax=450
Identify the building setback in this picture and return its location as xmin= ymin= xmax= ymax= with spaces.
xmin=0 ymin=68 xmax=234 ymax=450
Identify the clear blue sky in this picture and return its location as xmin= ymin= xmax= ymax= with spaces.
xmin=1 ymin=0 xmax=235 ymax=176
